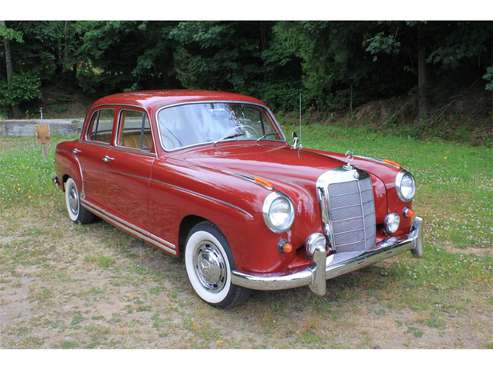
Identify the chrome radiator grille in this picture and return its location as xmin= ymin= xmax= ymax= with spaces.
xmin=317 ymin=167 xmax=376 ymax=252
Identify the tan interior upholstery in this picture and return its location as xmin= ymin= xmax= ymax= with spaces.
xmin=90 ymin=132 xmax=112 ymax=143
xmin=121 ymin=132 xmax=154 ymax=152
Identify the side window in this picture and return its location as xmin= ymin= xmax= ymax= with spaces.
xmin=118 ymin=110 xmax=153 ymax=152
xmin=86 ymin=109 xmax=115 ymax=144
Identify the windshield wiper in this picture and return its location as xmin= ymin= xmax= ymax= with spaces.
xmin=213 ymin=132 xmax=245 ymax=145
xmin=256 ymin=132 xmax=278 ymax=142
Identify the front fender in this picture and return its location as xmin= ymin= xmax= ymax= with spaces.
xmin=150 ymin=158 xmax=317 ymax=273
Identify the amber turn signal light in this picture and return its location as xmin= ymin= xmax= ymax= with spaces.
xmin=383 ymin=159 xmax=401 ymax=168
xmin=254 ymin=176 xmax=273 ymax=190
xmin=403 ymin=207 xmax=415 ymax=219
xmin=278 ymin=240 xmax=294 ymax=254
xmin=282 ymin=242 xmax=294 ymax=254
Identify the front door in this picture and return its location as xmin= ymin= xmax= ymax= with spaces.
xmin=103 ymin=108 xmax=155 ymax=230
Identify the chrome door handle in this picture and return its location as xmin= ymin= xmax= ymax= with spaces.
xmin=102 ymin=155 xmax=114 ymax=163
xmin=72 ymin=148 xmax=81 ymax=155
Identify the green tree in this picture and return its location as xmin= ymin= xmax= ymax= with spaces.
xmin=0 ymin=20 xmax=25 ymax=116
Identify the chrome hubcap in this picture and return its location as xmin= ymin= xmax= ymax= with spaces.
xmin=68 ymin=184 xmax=79 ymax=215
xmin=193 ymin=241 xmax=227 ymax=292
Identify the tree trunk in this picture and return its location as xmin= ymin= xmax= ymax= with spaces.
xmin=259 ymin=22 xmax=267 ymax=51
xmin=63 ymin=21 xmax=69 ymax=73
xmin=1 ymin=20 xmax=21 ymax=117
xmin=491 ymin=22 xmax=493 ymax=115
xmin=349 ymin=83 xmax=354 ymax=119
xmin=417 ymin=24 xmax=428 ymax=121
xmin=57 ymin=25 xmax=62 ymax=74
xmin=1 ymin=20 xmax=14 ymax=83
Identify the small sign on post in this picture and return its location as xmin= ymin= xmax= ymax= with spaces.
xmin=35 ymin=123 xmax=51 ymax=159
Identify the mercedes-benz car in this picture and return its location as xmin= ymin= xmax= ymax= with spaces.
xmin=53 ymin=90 xmax=423 ymax=308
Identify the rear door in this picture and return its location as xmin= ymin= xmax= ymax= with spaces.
xmin=103 ymin=107 xmax=155 ymax=230
xmin=77 ymin=108 xmax=116 ymax=208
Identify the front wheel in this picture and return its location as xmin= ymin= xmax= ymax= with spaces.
xmin=184 ymin=221 xmax=249 ymax=308
xmin=64 ymin=177 xmax=97 ymax=224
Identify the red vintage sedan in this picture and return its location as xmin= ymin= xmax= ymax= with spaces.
xmin=53 ymin=90 xmax=423 ymax=308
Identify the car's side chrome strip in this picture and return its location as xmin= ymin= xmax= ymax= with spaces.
xmin=81 ymin=199 xmax=177 ymax=255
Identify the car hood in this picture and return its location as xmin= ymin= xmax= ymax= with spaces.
xmin=175 ymin=142 xmax=341 ymax=186
xmin=171 ymin=141 xmax=393 ymax=191
xmin=170 ymin=141 xmax=393 ymax=223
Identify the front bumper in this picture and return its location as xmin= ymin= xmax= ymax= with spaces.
xmin=231 ymin=216 xmax=424 ymax=296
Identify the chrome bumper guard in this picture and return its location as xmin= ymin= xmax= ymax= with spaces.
xmin=231 ymin=216 xmax=424 ymax=296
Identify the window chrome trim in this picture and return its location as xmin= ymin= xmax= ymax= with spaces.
xmin=154 ymin=100 xmax=287 ymax=153
xmin=82 ymin=104 xmax=144 ymax=145
xmin=111 ymin=145 xmax=157 ymax=158
xmin=85 ymin=108 xmax=116 ymax=145
xmin=115 ymin=107 xmax=157 ymax=158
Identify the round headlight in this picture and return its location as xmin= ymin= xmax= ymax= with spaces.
xmin=262 ymin=192 xmax=295 ymax=233
xmin=395 ymin=171 xmax=416 ymax=202
xmin=384 ymin=213 xmax=400 ymax=234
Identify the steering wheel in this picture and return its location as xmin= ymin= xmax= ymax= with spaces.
xmin=234 ymin=124 xmax=258 ymax=137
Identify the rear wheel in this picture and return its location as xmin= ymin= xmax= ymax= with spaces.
xmin=184 ymin=221 xmax=249 ymax=308
xmin=64 ymin=177 xmax=96 ymax=224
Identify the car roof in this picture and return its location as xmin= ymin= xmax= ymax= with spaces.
xmin=91 ymin=90 xmax=266 ymax=111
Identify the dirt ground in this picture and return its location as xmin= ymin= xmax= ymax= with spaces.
xmin=1 ymin=198 xmax=492 ymax=349
xmin=1 ymin=134 xmax=492 ymax=348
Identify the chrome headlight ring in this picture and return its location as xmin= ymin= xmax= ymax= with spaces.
xmin=262 ymin=192 xmax=295 ymax=233
xmin=395 ymin=171 xmax=416 ymax=202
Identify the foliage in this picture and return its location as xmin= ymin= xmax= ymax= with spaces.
xmin=0 ymin=72 xmax=41 ymax=108
xmin=483 ymin=66 xmax=493 ymax=91
xmin=365 ymin=32 xmax=401 ymax=61
xmin=1 ymin=21 xmax=493 ymax=121
xmin=0 ymin=24 xmax=23 ymax=43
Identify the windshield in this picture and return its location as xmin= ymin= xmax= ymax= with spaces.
xmin=157 ymin=102 xmax=284 ymax=150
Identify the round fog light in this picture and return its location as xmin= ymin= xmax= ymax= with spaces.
xmin=306 ymin=233 xmax=327 ymax=256
xmin=384 ymin=213 xmax=400 ymax=234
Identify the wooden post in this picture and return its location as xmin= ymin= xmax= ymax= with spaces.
xmin=35 ymin=124 xmax=51 ymax=159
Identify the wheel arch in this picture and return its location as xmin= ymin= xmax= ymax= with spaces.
xmin=178 ymin=215 xmax=210 ymax=255
xmin=55 ymin=145 xmax=83 ymax=193
xmin=61 ymin=174 xmax=70 ymax=190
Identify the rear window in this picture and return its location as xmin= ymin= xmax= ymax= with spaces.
xmin=86 ymin=109 xmax=115 ymax=144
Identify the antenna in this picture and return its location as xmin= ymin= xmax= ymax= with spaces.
xmin=292 ymin=92 xmax=303 ymax=150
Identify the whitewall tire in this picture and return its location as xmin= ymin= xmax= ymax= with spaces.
xmin=184 ymin=221 xmax=249 ymax=308
xmin=64 ymin=177 xmax=96 ymax=224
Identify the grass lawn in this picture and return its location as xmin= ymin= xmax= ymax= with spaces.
xmin=0 ymin=124 xmax=492 ymax=348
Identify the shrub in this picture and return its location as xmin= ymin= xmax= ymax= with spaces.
xmin=0 ymin=72 xmax=41 ymax=110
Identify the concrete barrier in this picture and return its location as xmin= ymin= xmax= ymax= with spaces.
xmin=0 ymin=119 xmax=83 ymax=137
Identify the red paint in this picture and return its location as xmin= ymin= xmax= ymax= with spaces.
xmin=55 ymin=90 xmax=414 ymax=275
